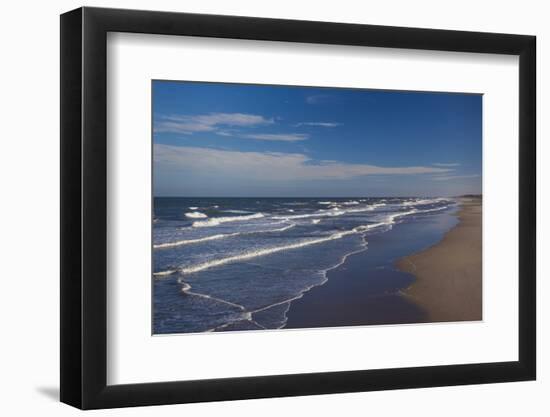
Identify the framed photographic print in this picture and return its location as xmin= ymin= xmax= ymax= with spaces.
xmin=60 ymin=7 xmax=536 ymax=409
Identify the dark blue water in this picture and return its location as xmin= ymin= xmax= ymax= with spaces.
xmin=153 ymin=197 xmax=457 ymax=334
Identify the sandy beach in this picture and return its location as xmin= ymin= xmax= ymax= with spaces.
xmin=397 ymin=198 xmax=482 ymax=322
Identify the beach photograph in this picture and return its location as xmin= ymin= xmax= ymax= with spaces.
xmin=152 ymin=81 xmax=482 ymax=334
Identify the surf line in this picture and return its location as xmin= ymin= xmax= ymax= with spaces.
xmin=178 ymin=279 xmax=270 ymax=332
xmin=223 ymin=240 xmax=371 ymax=331
xmin=154 ymin=221 xmax=295 ymax=250
xmin=206 ymin=317 xmax=268 ymax=333
xmin=153 ymin=206 xmax=442 ymax=278
xmin=178 ymin=279 xmax=246 ymax=311
xmin=189 ymin=237 xmax=372 ymax=333
xmin=255 ymin=241 xmax=370 ymax=329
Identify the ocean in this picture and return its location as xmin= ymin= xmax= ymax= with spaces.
xmin=153 ymin=197 xmax=457 ymax=334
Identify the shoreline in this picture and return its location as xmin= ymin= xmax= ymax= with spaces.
xmin=397 ymin=198 xmax=482 ymax=322
xmin=284 ymin=199 xmax=481 ymax=330
xmin=284 ymin=206 xmax=462 ymax=329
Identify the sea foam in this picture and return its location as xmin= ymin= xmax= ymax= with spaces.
xmin=154 ymin=222 xmax=295 ymax=249
xmin=185 ymin=211 xmax=208 ymax=219
xmin=192 ymin=212 xmax=264 ymax=227
xmin=155 ymin=202 xmax=450 ymax=277
xmin=179 ymin=230 xmax=360 ymax=274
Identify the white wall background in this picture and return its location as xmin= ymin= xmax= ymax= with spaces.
xmin=0 ymin=0 xmax=545 ymax=415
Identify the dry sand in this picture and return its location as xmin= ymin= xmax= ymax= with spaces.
xmin=397 ymin=198 xmax=482 ymax=322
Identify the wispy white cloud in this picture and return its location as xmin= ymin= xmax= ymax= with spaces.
xmin=432 ymin=162 xmax=461 ymax=167
xmin=215 ymin=130 xmax=235 ymax=137
xmin=155 ymin=112 xmax=309 ymax=142
xmin=431 ymin=174 xmax=480 ymax=181
xmin=242 ymin=133 xmax=309 ymax=142
xmin=155 ymin=144 xmax=452 ymax=181
xmin=295 ymin=122 xmax=341 ymax=128
xmin=154 ymin=112 xmax=273 ymax=135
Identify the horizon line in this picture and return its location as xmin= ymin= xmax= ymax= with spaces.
xmin=153 ymin=194 xmax=481 ymax=199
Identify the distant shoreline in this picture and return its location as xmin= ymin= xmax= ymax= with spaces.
xmin=397 ymin=198 xmax=482 ymax=322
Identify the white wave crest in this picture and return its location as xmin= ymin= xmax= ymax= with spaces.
xmin=275 ymin=202 xmax=387 ymax=220
xmin=157 ymin=205 xmax=446 ymax=276
xmin=153 ymin=269 xmax=177 ymax=277
xmin=365 ymin=205 xmax=447 ymax=231
xmin=192 ymin=212 xmax=264 ymax=227
xmin=353 ymin=209 xmax=419 ymax=234
xmin=273 ymin=209 xmax=345 ymax=220
xmin=386 ymin=209 xmax=418 ymax=223
xmin=345 ymin=206 xmax=377 ymax=214
xmin=402 ymin=198 xmax=447 ymax=207
xmin=154 ymin=233 xmax=231 ymax=249
xmin=180 ymin=228 xmax=364 ymax=274
xmin=155 ymin=222 xmax=295 ymax=249
xmin=416 ymin=205 xmax=449 ymax=214
xmin=185 ymin=211 xmax=208 ymax=219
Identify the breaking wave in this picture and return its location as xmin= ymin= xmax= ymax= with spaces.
xmin=185 ymin=211 xmax=208 ymax=219
xmin=170 ymin=209 xmax=424 ymax=275
xmin=192 ymin=212 xmax=264 ymax=227
xmin=154 ymin=222 xmax=295 ymax=249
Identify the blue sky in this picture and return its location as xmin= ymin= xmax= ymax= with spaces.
xmin=153 ymin=81 xmax=482 ymax=197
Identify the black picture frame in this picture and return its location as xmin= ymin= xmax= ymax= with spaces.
xmin=60 ymin=6 xmax=536 ymax=410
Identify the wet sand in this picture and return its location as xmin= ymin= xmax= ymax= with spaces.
xmin=284 ymin=250 xmax=428 ymax=329
xmin=397 ymin=198 xmax=482 ymax=322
